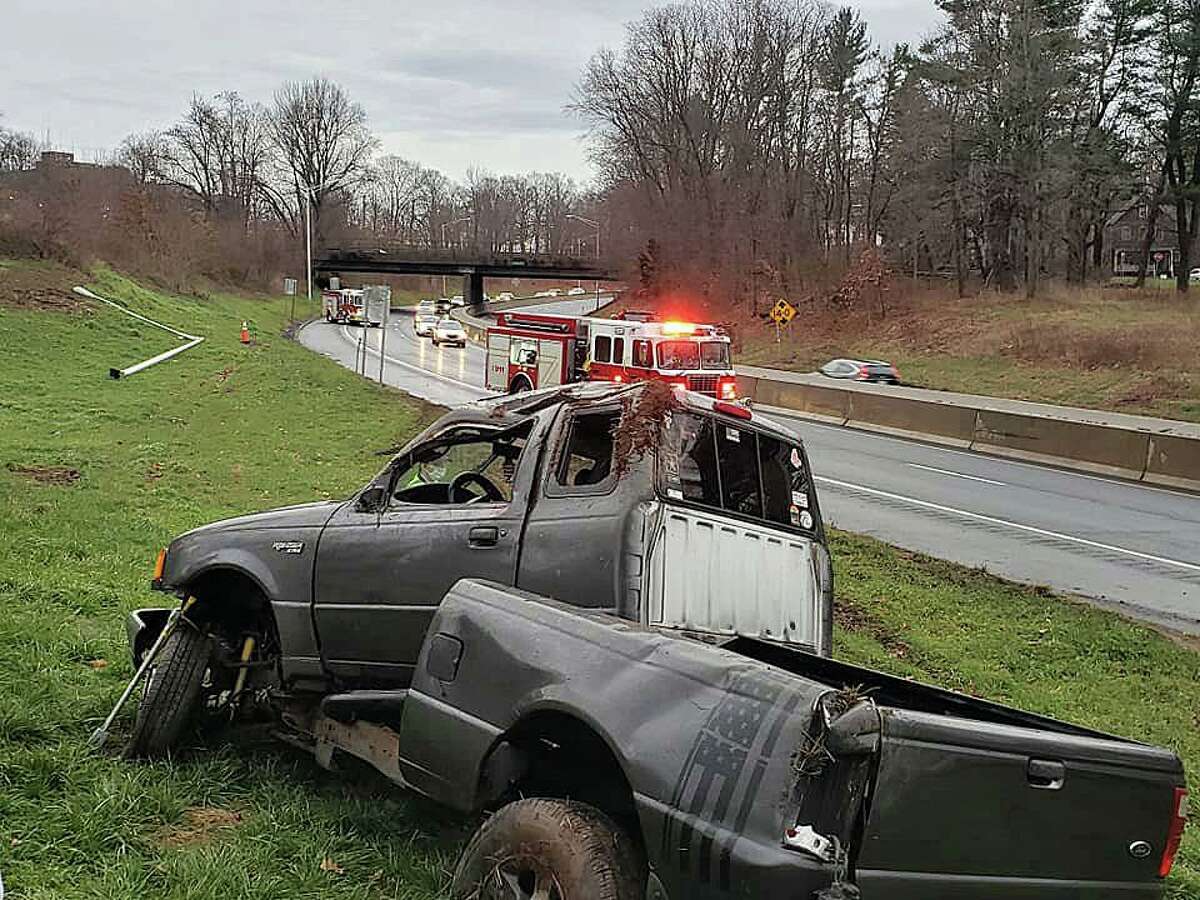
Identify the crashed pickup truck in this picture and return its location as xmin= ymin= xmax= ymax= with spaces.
xmin=119 ymin=383 xmax=1188 ymax=899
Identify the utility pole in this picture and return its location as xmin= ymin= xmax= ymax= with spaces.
xmin=567 ymin=214 xmax=602 ymax=311
xmin=440 ymin=215 xmax=472 ymax=297
xmin=301 ymin=177 xmax=333 ymax=323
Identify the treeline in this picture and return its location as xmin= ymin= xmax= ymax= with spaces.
xmin=4 ymin=0 xmax=1197 ymax=303
xmin=0 ymin=80 xmax=598 ymax=289
xmin=574 ymin=0 xmax=1200 ymax=304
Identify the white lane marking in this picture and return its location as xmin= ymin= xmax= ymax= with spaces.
xmin=339 ymin=326 xmax=488 ymax=394
xmin=906 ymin=462 xmax=1005 ymax=486
xmin=814 ymin=474 xmax=1200 ymax=574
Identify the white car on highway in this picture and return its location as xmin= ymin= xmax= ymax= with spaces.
xmin=568 ymin=286 xmax=587 ymax=296
xmin=496 ymin=292 xmax=515 ymax=302
xmin=432 ymin=317 xmax=467 ymax=347
xmin=414 ymin=312 xmax=439 ymax=337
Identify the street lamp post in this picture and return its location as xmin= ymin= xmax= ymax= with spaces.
xmin=300 ymin=177 xmax=333 ymax=324
xmin=440 ymin=215 xmax=472 ymax=297
xmin=567 ymin=214 xmax=602 ymax=311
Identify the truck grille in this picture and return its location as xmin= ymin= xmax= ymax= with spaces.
xmin=686 ymin=374 xmax=719 ymax=395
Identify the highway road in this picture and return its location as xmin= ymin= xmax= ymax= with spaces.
xmin=300 ymin=311 xmax=1200 ymax=635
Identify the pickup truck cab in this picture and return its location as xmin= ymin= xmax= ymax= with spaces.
xmin=128 ymin=381 xmax=832 ymax=718
xmin=121 ymin=382 xmax=1188 ymax=899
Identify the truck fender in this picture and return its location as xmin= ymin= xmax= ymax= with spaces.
xmin=475 ymin=697 xmax=636 ymax=809
xmin=171 ymin=553 xmax=280 ymax=606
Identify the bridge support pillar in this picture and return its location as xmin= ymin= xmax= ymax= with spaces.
xmin=464 ymin=273 xmax=485 ymax=312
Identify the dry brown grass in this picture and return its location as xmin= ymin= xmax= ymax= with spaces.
xmin=155 ymin=807 xmax=244 ymax=849
xmin=997 ymin=321 xmax=1175 ymax=370
xmin=736 ymin=278 xmax=1200 ymax=421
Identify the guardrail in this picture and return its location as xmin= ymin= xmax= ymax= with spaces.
xmin=449 ymin=310 xmax=1200 ymax=491
xmin=738 ymin=366 xmax=1200 ymax=492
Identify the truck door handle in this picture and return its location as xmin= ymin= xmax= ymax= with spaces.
xmin=468 ymin=526 xmax=499 ymax=548
xmin=1027 ymin=759 xmax=1066 ymax=790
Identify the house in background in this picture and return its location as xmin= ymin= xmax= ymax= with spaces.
xmin=1104 ymin=201 xmax=1178 ymax=278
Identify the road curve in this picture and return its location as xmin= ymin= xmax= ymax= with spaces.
xmin=299 ymin=311 xmax=1200 ymax=635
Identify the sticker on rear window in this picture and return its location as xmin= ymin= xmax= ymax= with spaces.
xmin=789 ymin=504 xmax=801 ymax=525
xmin=790 ymin=448 xmax=803 ymax=468
xmin=792 ymin=491 xmax=808 ymax=508
xmin=725 ymin=427 xmax=740 ymax=443
xmin=800 ymin=511 xmax=814 ymax=529
xmin=666 ymin=488 xmax=684 ymax=500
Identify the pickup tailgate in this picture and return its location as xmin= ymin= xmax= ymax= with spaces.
xmin=855 ymin=706 xmax=1185 ymax=898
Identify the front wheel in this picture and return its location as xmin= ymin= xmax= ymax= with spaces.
xmin=124 ymin=624 xmax=213 ymax=758
xmin=451 ymin=798 xmax=644 ymax=900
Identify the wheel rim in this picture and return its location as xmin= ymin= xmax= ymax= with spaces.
xmin=482 ymin=857 xmax=563 ymax=900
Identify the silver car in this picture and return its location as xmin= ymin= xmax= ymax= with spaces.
xmin=432 ymin=317 xmax=467 ymax=347
xmin=820 ymin=357 xmax=901 ymax=384
xmin=414 ymin=312 xmax=439 ymax=337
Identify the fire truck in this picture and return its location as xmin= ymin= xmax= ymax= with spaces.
xmin=484 ymin=312 xmax=738 ymax=398
xmin=322 ymin=288 xmax=385 ymax=327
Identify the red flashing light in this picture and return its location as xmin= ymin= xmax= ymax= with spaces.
xmin=1160 ymin=787 xmax=1189 ymax=877
xmin=713 ymin=400 xmax=752 ymax=420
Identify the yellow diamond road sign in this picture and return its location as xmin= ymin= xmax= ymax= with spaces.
xmin=771 ymin=299 xmax=796 ymax=325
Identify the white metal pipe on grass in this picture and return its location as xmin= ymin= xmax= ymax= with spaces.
xmin=72 ymin=286 xmax=205 ymax=379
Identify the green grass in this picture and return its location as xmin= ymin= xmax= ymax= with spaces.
xmin=0 ymin=262 xmax=1195 ymax=896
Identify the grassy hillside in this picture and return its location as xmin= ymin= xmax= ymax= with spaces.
xmin=0 ymin=260 xmax=1194 ymax=897
xmin=739 ymin=281 xmax=1200 ymax=424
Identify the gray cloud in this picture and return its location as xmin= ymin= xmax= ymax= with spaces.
xmin=0 ymin=0 xmax=942 ymax=180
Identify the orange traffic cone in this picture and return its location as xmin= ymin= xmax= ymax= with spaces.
xmin=240 ymin=321 xmax=250 ymax=344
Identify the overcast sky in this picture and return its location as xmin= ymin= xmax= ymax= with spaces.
xmin=0 ymin=0 xmax=943 ymax=183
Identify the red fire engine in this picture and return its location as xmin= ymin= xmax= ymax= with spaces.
xmin=322 ymin=289 xmax=384 ymax=327
xmin=484 ymin=312 xmax=738 ymax=398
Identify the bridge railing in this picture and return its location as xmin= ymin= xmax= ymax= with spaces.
xmin=319 ymin=242 xmax=606 ymax=271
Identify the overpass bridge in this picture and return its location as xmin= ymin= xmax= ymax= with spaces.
xmin=314 ymin=246 xmax=620 ymax=309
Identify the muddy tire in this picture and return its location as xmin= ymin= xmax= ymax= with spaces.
xmin=124 ymin=625 xmax=212 ymax=759
xmin=451 ymin=798 xmax=644 ymax=900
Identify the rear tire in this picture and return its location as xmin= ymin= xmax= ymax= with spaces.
xmin=451 ymin=798 xmax=644 ymax=900
xmin=508 ymin=376 xmax=532 ymax=394
xmin=124 ymin=625 xmax=213 ymax=759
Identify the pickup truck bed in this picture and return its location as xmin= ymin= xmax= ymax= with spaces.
xmin=729 ymin=637 xmax=1185 ymax=896
xmin=384 ymin=580 xmax=1185 ymax=899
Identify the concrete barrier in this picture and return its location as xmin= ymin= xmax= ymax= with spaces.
xmin=737 ymin=367 xmax=1200 ymax=492
xmin=972 ymin=409 xmax=1151 ymax=481
xmin=1144 ymin=433 xmax=1200 ymax=491
xmin=846 ymin=391 xmax=976 ymax=448
xmin=451 ymin=308 xmax=491 ymax=344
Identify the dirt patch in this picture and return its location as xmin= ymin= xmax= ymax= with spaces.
xmin=0 ymin=260 xmax=90 ymax=312
xmin=1113 ymin=373 xmax=1191 ymax=406
xmin=6 ymin=464 xmax=81 ymax=486
xmin=156 ymin=807 xmax=244 ymax=849
xmin=834 ymin=601 xmax=910 ymax=659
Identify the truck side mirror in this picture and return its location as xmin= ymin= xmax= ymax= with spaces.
xmin=356 ymin=485 xmax=387 ymax=513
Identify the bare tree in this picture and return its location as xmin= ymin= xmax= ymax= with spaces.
xmin=267 ymin=77 xmax=377 ymax=244
xmin=116 ymin=131 xmax=170 ymax=185
xmin=0 ymin=115 xmax=41 ymax=172
xmin=161 ymin=93 xmax=273 ymax=230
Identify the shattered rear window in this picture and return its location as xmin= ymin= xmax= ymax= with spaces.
xmin=662 ymin=412 xmax=817 ymax=533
